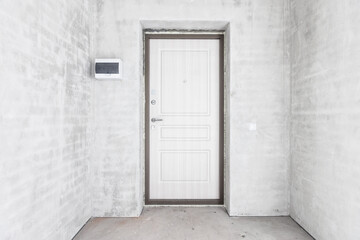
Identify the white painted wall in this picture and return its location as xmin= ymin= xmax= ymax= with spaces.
xmin=0 ymin=0 xmax=94 ymax=239
xmin=93 ymin=0 xmax=290 ymax=217
xmin=289 ymin=1 xmax=360 ymax=239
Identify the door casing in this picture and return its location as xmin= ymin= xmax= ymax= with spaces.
xmin=145 ymin=33 xmax=224 ymax=205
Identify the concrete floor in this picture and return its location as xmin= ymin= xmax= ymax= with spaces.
xmin=74 ymin=207 xmax=314 ymax=240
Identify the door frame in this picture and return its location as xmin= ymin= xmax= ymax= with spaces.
xmin=145 ymin=33 xmax=224 ymax=205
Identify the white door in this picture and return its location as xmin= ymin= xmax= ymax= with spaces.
xmin=147 ymin=36 xmax=222 ymax=203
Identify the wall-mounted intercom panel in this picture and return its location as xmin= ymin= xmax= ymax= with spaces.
xmin=95 ymin=59 xmax=122 ymax=79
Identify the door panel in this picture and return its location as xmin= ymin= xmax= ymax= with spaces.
xmin=160 ymin=50 xmax=209 ymax=115
xmin=147 ymin=36 xmax=222 ymax=203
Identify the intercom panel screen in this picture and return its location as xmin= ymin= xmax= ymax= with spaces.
xmin=95 ymin=63 xmax=119 ymax=74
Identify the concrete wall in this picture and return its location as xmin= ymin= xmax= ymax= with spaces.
xmin=289 ymin=1 xmax=360 ymax=239
xmin=93 ymin=0 xmax=290 ymax=217
xmin=1 ymin=0 xmax=359 ymax=237
xmin=0 ymin=0 xmax=94 ymax=239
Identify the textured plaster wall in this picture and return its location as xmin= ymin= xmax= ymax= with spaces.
xmin=289 ymin=1 xmax=360 ymax=239
xmin=0 ymin=0 xmax=94 ymax=239
xmin=1 ymin=0 xmax=359 ymax=237
xmin=94 ymin=0 xmax=290 ymax=217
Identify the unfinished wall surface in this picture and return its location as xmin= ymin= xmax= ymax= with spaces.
xmin=0 ymin=0 xmax=94 ymax=239
xmin=290 ymin=1 xmax=360 ymax=239
xmin=94 ymin=0 xmax=290 ymax=217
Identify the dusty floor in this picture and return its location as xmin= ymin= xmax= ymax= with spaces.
xmin=74 ymin=207 xmax=314 ymax=240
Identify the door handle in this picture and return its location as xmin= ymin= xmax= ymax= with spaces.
xmin=151 ymin=118 xmax=163 ymax=123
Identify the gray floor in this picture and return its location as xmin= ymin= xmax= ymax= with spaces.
xmin=74 ymin=207 xmax=314 ymax=240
